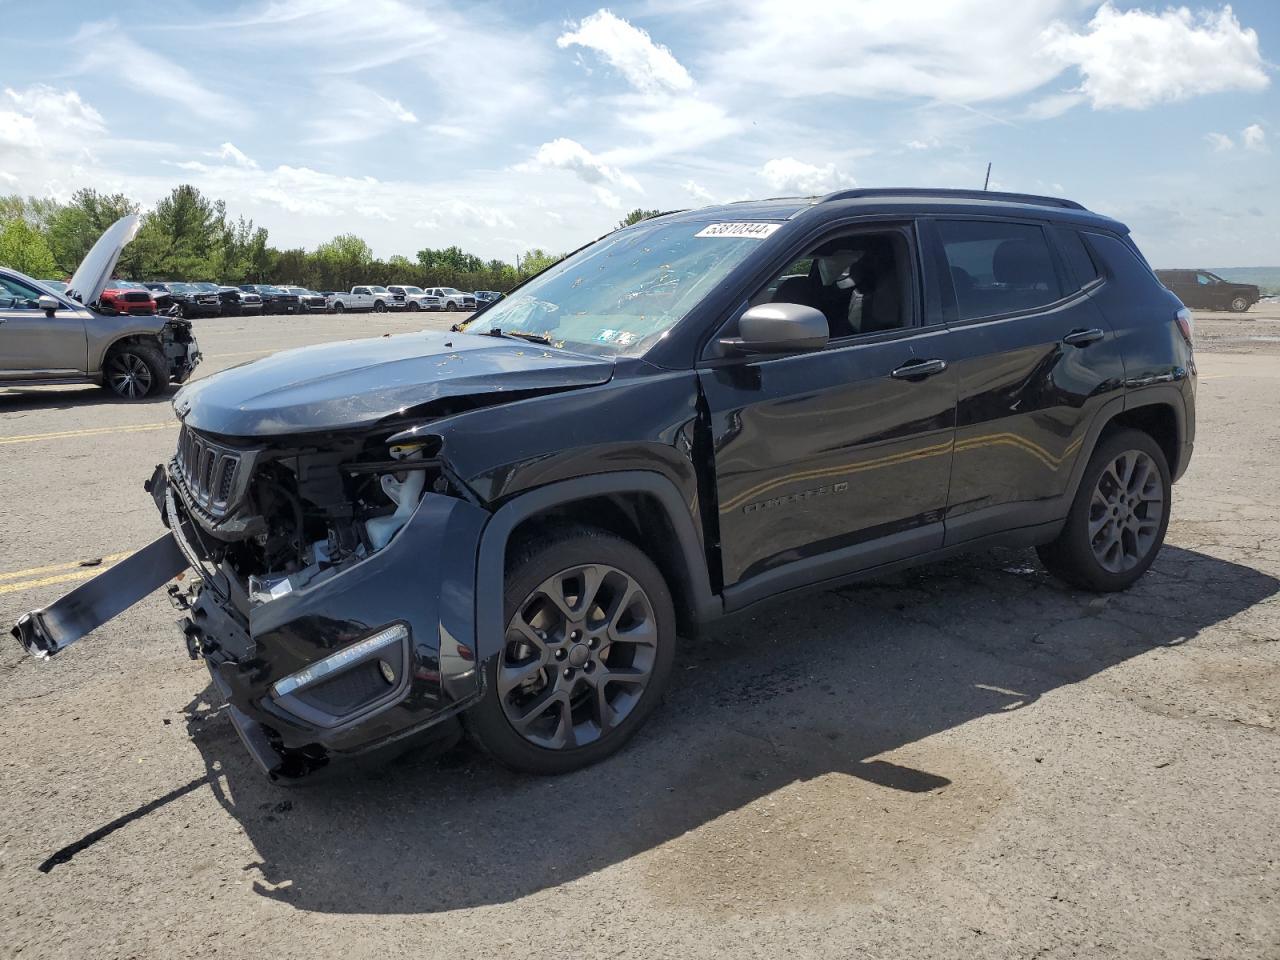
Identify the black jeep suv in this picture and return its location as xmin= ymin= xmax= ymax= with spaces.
xmin=14 ymin=189 xmax=1196 ymax=782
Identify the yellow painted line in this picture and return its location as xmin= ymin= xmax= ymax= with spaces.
xmin=0 ymin=551 xmax=133 ymax=582
xmin=0 ymin=422 xmax=175 ymax=446
xmin=0 ymin=562 xmax=126 ymax=596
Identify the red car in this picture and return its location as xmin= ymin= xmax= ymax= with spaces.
xmin=99 ymin=280 xmax=159 ymax=316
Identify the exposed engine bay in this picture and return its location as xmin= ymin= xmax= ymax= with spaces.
xmin=167 ymin=424 xmax=473 ymax=605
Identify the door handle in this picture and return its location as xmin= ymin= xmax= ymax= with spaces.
xmin=890 ymin=358 xmax=948 ymax=381
xmin=1062 ymin=327 xmax=1105 ymax=347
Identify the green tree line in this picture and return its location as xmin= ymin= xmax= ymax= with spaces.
xmin=0 ymin=185 xmax=576 ymax=294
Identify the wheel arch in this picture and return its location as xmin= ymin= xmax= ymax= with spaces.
xmin=92 ymin=331 xmax=165 ymax=378
xmin=474 ymin=472 xmax=720 ymax=660
xmin=1069 ymin=389 xmax=1187 ymax=500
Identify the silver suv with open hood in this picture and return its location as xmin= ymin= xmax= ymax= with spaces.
xmin=0 ymin=215 xmax=201 ymax=399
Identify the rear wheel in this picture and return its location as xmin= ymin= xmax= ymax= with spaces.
xmin=1037 ymin=428 xmax=1171 ymax=591
xmin=103 ymin=343 xmax=167 ymax=400
xmin=1230 ymin=295 xmax=1251 ymax=313
xmin=465 ymin=526 xmax=676 ymax=774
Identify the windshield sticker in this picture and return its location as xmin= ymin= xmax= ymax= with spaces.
xmin=694 ymin=222 xmax=781 ymax=239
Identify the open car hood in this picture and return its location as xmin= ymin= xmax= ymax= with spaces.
xmin=65 ymin=214 xmax=141 ymax=306
xmin=174 ymin=330 xmax=614 ymax=436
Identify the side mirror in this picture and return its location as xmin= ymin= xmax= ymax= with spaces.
xmin=37 ymin=294 xmax=61 ymax=316
xmin=719 ymin=302 xmax=829 ymax=355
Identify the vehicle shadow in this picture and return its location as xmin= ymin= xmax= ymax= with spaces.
xmin=0 ymin=385 xmax=176 ymax=413
xmin=181 ymin=543 xmax=1276 ymax=914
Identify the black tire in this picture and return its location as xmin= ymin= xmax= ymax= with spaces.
xmin=1230 ymin=296 xmax=1251 ymax=313
xmin=1037 ymin=428 xmax=1171 ymax=592
xmin=373 ymin=300 xmax=387 ymax=313
xmin=445 ymin=301 xmax=458 ymax=312
xmin=102 ymin=342 xmax=168 ymax=400
xmin=332 ymin=301 xmax=345 ymax=314
xmin=464 ymin=525 xmax=677 ymax=775
xmin=407 ymin=301 xmax=419 ymax=312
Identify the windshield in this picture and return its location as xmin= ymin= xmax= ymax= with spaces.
xmin=401 ymin=286 xmax=423 ymax=294
xmin=169 ymin=283 xmax=198 ymax=293
xmin=193 ymin=282 xmax=219 ymax=291
xmin=460 ymin=220 xmax=766 ymax=356
xmin=369 ymin=285 xmax=389 ymax=293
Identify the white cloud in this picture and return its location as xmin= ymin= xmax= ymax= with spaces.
xmin=557 ymin=9 xmax=693 ymax=93
xmin=1023 ymin=91 xmax=1086 ymax=120
xmin=216 ymin=142 xmax=258 ymax=169
xmin=905 ymin=138 xmax=941 ymax=151
xmin=377 ymin=95 xmax=419 ymax=125
xmin=682 ymin=180 xmax=716 ymax=204
xmin=71 ymin=21 xmax=246 ymax=125
xmin=709 ymin=1 xmax=1070 ymax=103
xmin=759 ymin=157 xmax=855 ymax=195
xmin=1042 ymin=3 xmax=1269 ymax=110
xmin=1205 ymin=132 xmax=1234 ymax=152
xmin=592 ymin=186 xmax=623 ymax=209
xmin=521 ymin=138 xmax=643 ymax=192
xmin=1242 ymin=123 xmax=1267 ymax=152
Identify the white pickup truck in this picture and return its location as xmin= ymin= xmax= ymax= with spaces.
xmin=326 ymin=285 xmax=405 ymax=313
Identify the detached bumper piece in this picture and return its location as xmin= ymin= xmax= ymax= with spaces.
xmin=11 ymin=534 xmax=190 ymax=657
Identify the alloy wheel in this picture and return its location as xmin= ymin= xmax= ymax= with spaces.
xmin=1088 ymin=449 xmax=1164 ymax=573
xmin=1231 ymin=296 xmax=1250 ymax=312
xmin=499 ymin=563 xmax=658 ymax=750
xmin=106 ymin=352 xmax=154 ymax=399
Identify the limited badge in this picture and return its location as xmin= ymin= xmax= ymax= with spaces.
xmin=694 ymin=222 xmax=781 ymax=239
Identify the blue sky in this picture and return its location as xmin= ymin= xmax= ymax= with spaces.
xmin=1 ymin=0 xmax=1275 ymax=266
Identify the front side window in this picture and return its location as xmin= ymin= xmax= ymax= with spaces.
xmin=938 ymin=220 xmax=1063 ymax=320
xmin=747 ymin=230 xmax=912 ymax=338
xmin=0 ymin=274 xmax=49 ymax=310
xmin=461 ymin=220 xmax=768 ymax=356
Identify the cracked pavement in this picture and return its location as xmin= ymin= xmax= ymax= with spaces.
xmin=0 ymin=312 xmax=1276 ymax=959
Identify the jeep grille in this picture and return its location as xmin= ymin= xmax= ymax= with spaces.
xmin=175 ymin=426 xmax=241 ymax=518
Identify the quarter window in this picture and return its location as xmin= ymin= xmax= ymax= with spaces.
xmin=1054 ymin=227 xmax=1100 ymax=291
xmin=938 ymin=220 xmax=1063 ymax=320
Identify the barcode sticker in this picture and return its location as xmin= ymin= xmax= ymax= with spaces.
xmin=694 ymin=222 xmax=781 ymax=239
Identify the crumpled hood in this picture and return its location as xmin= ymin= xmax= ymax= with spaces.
xmin=174 ymin=330 xmax=614 ymax=436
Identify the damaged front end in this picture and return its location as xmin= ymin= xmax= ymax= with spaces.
xmin=15 ymin=421 xmax=492 ymax=780
xmin=161 ymin=316 xmax=201 ymax=384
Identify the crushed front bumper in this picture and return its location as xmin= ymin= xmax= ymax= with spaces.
xmin=12 ymin=466 xmax=492 ymax=781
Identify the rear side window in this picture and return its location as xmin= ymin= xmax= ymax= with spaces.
xmin=1054 ymin=227 xmax=1100 ymax=290
xmin=937 ymin=220 xmax=1063 ymax=320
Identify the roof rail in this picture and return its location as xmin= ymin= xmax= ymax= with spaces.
xmin=817 ymin=188 xmax=1086 ymax=211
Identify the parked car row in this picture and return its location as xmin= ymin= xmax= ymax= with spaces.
xmin=39 ymin=277 xmax=501 ymax=318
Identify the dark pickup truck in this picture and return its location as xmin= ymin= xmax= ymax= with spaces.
xmin=13 ymin=188 xmax=1196 ymax=784
xmin=1155 ymin=269 xmax=1259 ymax=312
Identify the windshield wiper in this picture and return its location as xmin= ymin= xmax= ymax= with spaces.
xmin=486 ymin=328 xmax=554 ymax=346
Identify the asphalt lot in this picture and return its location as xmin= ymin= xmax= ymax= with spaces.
xmin=1 ymin=308 xmax=1277 ymax=959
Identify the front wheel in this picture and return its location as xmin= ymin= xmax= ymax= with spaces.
xmin=373 ymin=300 xmax=387 ymax=313
xmin=1037 ymin=429 xmax=1171 ymax=591
xmin=407 ymin=301 xmax=419 ymax=312
xmin=1230 ymin=295 xmax=1252 ymax=313
xmin=445 ymin=301 xmax=458 ymax=312
xmin=102 ymin=343 xmax=168 ymax=400
xmin=465 ymin=526 xmax=676 ymax=775
xmin=332 ymin=301 xmax=344 ymax=314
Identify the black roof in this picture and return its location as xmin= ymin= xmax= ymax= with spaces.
xmin=652 ymin=188 xmax=1126 ymax=233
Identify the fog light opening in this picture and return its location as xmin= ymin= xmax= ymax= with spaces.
xmin=270 ymin=623 xmax=409 ymax=699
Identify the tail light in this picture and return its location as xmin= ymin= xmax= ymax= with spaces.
xmin=1175 ymin=307 xmax=1195 ymax=349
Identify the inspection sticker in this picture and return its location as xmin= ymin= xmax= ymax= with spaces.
xmin=694 ymin=222 xmax=781 ymax=239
